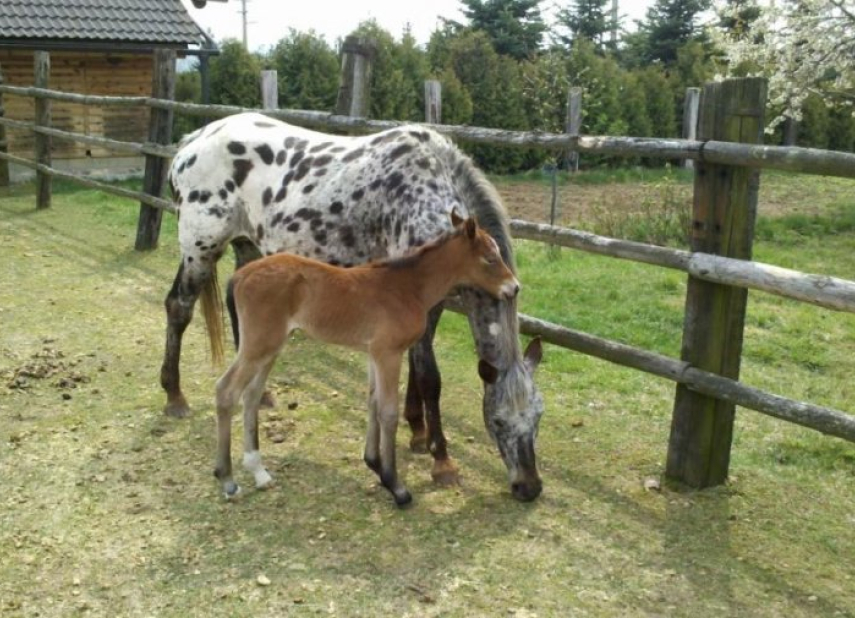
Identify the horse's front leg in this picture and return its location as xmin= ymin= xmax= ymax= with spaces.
xmin=408 ymin=304 xmax=459 ymax=486
xmin=372 ymin=352 xmax=411 ymax=507
xmin=404 ymin=348 xmax=428 ymax=453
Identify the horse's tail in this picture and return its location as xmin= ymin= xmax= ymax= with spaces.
xmin=200 ymin=269 xmax=226 ymax=367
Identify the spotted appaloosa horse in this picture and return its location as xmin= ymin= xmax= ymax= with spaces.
xmin=164 ymin=112 xmax=545 ymax=501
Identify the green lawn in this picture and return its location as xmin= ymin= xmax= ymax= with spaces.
xmin=1 ymin=171 xmax=854 ymax=617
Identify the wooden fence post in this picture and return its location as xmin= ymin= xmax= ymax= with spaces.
xmin=682 ymin=87 xmax=700 ymax=170
xmin=665 ymin=77 xmax=767 ymax=488
xmin=135 ymin=49 xmax=176 ymax=251
xmin=425 ymin=80 xmax=441 ymax=124
xmin=34 ymin=52 xmax=51 ymax=208
xmin=0 ymin=63 xmax=9 ymax=187
xmin=565 ymin=87 xmax=582 ymax=172
xmin=335 ymin=36 xmax=376 ymax=118
xmin=261 ymin=70 xmax=278 ymax=110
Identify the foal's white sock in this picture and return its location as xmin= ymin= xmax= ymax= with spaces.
xmin=243 ymin=450 xmax=273 ymax=488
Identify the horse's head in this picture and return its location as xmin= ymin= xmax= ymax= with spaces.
xmin=452 ymin=211 xmax=520 ymax=301
xmin=478 ymin=337 xmax=544 ymax=502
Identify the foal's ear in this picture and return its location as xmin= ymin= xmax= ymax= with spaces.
xmin=450 ymin=207 xmax=465 ymax=228
xmin=464 ymin=216 xmax=477 ymax=239
xmin=478 ymin=359 xmax=499 ymax=385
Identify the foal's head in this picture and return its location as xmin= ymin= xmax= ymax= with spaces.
xmin=452 ymin=212 xmax=520 ymax=301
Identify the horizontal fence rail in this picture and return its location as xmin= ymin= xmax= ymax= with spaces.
xmin=2 ymin=85 xmax=855 ymax=180
xmin=0 ymin=149 xmax=175 ymax=212
xmin=510 ymin=220 xmax=855 ymax=314
xmin=442 ymin=298 xmax=855 ymax=443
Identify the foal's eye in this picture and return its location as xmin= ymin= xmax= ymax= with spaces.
xmin=482 ymin=256 xmax=497 ymax=266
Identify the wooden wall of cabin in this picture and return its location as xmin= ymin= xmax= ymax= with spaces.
xmin=0 ymin=50 xmax=152 ymax=160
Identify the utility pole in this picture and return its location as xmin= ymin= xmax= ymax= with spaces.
xmin=240 ymin=0 xmax=249 ymax=49
xmin=611 ymin=0 xmax=619 ymax=47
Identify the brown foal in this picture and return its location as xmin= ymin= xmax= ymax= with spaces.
xmin=208 ymin=213 xmax=520 ymax=506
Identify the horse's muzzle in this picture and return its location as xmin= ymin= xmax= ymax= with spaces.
xmin=511 ymin=477 xmax=542 ymax=502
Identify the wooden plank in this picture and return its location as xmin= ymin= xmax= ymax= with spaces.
xmin=424 ymin=80 xmax=441 ymax=124
xmin=335 ymin=36 xmax=375 ymax=118
xmin=0 ymin=62 xmax=9 ymax=186
xmin=565 ymin=86 xmax=582 ymax=172
xmin=682 ymin=87 xmax=700 ymax=170
xmin=34 ymin=52 xmax=51 ymax=209
xmin=666 ymin=77 xmax=767 ymax=489
xmin=261 ymin=70 xmax=278 ymax=110
xmin=135 ymin=49 xmax=175 ymax=251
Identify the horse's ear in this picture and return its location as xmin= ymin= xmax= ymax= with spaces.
xmin=465 ymin=216 xmax=477 ymax=239
xmin=478 ymin=359 xmax=499 ymax=384
xmin=523 ymin=337 xmax=543 ymax=373
xmin=450 ymin=208 xmax=465 ymax=228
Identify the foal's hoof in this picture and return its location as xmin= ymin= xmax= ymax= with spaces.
xmin=163 ymin=398 xmax=190 ymax=419
xmin=223 ymin=481 xmax=241 ymax=499
xmin=431 ymin=460 xmax=460 ymax=487
xmin=259 ymin=390 xmax=276 ymax=409
xmin=255 ymin=469 xmax=274 ymax=490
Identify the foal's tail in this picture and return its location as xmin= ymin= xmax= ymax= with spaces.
xmin=199 ymin=269 xmax=226 ymax=367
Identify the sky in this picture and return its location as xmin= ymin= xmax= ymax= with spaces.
xmin=180 ymin=0 xmax=656 ymax=52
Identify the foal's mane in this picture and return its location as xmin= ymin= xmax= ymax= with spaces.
xmin=369 ymin=227 xmax=460 ymax=271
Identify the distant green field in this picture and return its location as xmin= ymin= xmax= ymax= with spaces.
xmin=1 ymin=171 xmax=854 ymax=617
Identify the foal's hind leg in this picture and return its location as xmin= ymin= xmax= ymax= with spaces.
xmin=407 ymin=304 xmax=459 ymax=486
xmin=161 ymin=260 xmax=212 ymax=418
xmin=214 ymin=357 xmax=269 ymax=497
xmin=229 ymin=238 xmax=276 ymax=409
xmin=241 ymin=358 xmax=277 ymax=490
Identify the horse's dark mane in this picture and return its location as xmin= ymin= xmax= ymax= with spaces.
xmin=442 ymin=146 xmax=516 ymax=272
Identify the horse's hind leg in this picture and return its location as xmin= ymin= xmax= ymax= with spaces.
xmin=161 ymin=260 xmax=210 ymax=418
xmin=241 ymin=357 xmax=277 ymax=490
xmin=409 ymin=304 xmax=459 ymax=486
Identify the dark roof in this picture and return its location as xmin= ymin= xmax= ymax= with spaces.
xmin=0 ymin=0 xmax=207 ymax=49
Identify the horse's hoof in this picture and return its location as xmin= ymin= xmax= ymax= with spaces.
xmin=163 ymin=399 xmax=190 ymax=418
xmin=409 ymin=434 xmax=429 ymax=454
xmin=394 ymin=489 xmax=413 ymax=508
xmin=259 ymin=391 xmax=276 ymax=409
xmin=431 ymin=462 xmax=460 ymax=487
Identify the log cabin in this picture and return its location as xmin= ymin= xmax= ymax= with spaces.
xmin=0 ymin=0 xmax=212 ymax=183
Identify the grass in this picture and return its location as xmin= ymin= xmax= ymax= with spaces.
xmin=1 ymin=171 xmax=855 ymax=617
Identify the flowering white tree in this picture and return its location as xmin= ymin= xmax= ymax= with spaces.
xmin=711 ymin=0 xmax=855 ymax=129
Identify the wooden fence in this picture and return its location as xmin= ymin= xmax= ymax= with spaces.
xmin=2 ymin=51 xmax=855 ymax=490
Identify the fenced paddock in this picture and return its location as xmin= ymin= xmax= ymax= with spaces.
xmin=2 ymin=55 xmax=855 ymax=616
